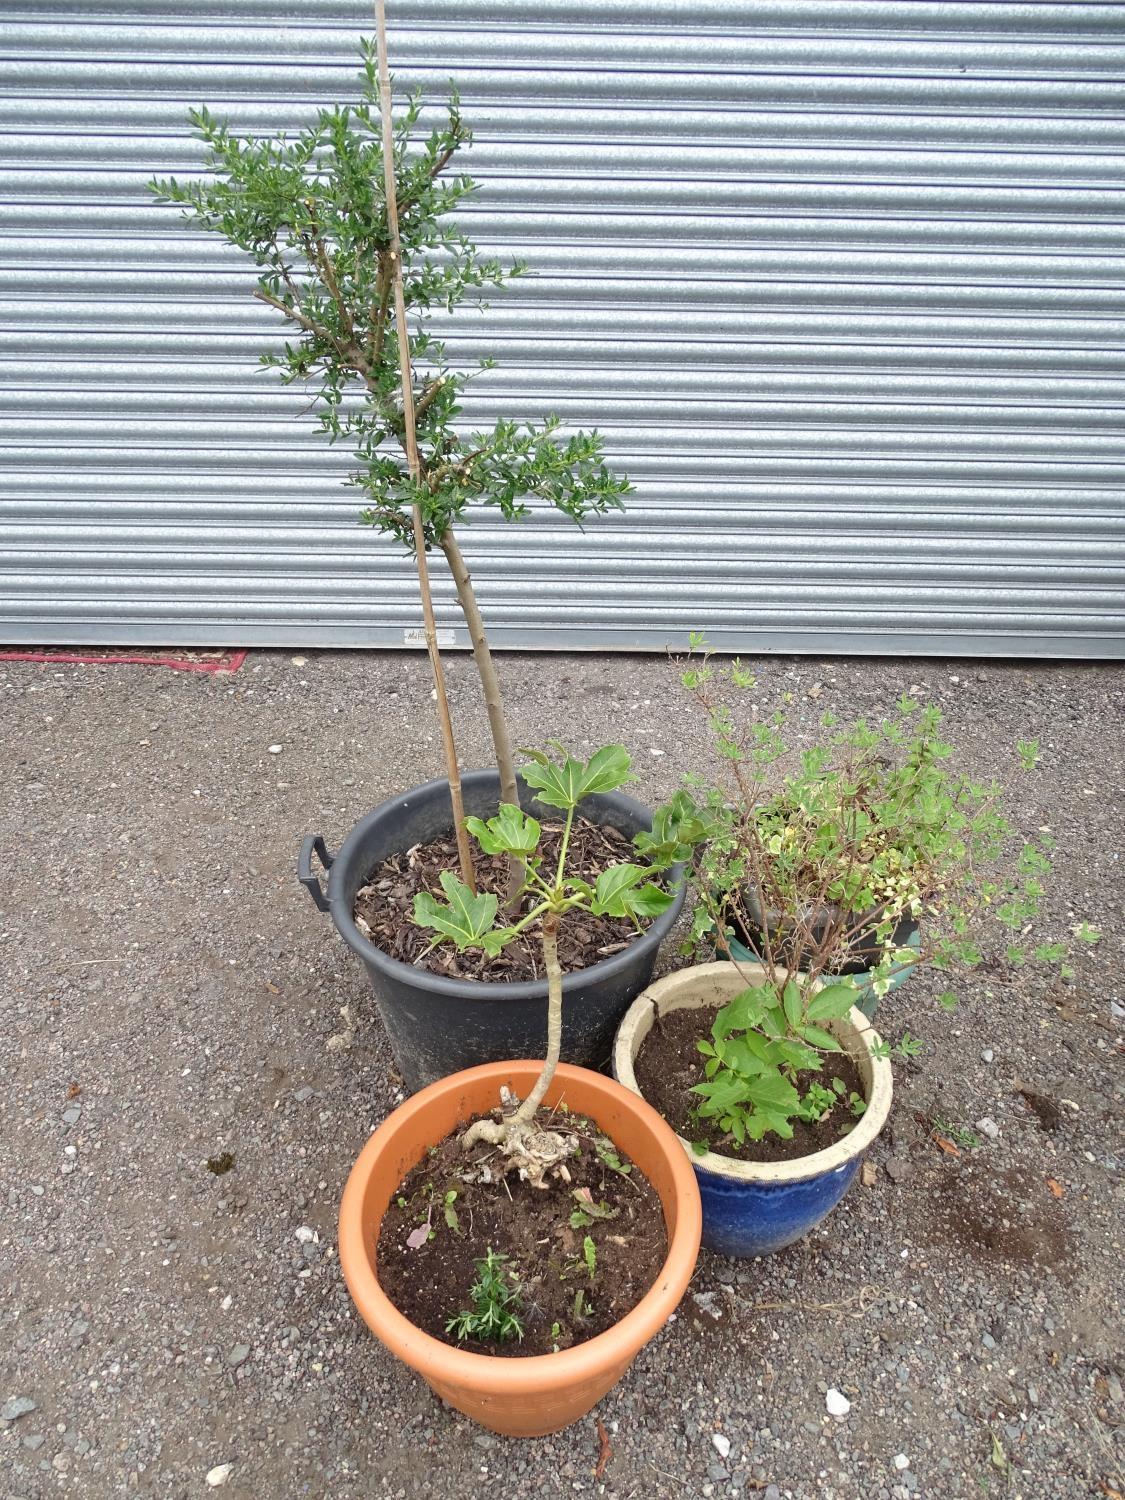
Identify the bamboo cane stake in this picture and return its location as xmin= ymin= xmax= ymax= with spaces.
xmin=374 ymin=0 xmax=475 ymax=891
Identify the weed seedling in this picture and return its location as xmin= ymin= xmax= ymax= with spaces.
xmin=933 ymin=1116 xmax=982 ymax=1150
xmin=446 ymin=1250 xmax=525 ymax=1344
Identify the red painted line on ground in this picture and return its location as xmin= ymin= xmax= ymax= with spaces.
xmin=0 ymin=648 xmax=248 ymax=675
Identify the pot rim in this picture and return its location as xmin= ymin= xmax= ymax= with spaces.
xmin=337 ymin=1060 xmax=702 ymax=1394
xmin=326 ymin=770 xmax=686 ymax=1002
xmin=613 ymin=961 xmax=894 ymax=1185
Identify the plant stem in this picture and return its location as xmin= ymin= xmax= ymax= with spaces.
xmin=439 ymin=526 xmax=524 ymax=904
xmin=513 ymin=911 xmax=563 ymax=1125
xmin=375 ymin=0 xmax=475 ymax=891
xmin=555 ymin=803 xmax=576 ymax=889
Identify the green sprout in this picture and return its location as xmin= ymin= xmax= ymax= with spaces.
xmin=446 ymin=1250 xmax=525 ymax=1344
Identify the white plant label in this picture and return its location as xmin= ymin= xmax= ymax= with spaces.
xmin=403 ymin=627 xmax=456 ymax=647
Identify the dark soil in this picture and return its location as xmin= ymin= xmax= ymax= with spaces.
xmin=355 ymin=815 xmax=658 ymax=982
xmin=634 ymin=1005 xmax=867 ymax=1164
xmin=376 ymin=1107 xmax=668 ymax=1357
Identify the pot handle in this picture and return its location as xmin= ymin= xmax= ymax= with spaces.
xmin=298 ymin=834 xmax=334 ymax=913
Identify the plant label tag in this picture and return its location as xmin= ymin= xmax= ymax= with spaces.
xmin=403 ymin=627 xmax=456 ymax=647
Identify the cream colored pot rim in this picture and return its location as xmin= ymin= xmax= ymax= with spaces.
xmin=613 ymin=961 xmax=894 ymax=1185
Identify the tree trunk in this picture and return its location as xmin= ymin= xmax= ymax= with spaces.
xmin=440 ymin=527 xmax=524 ymax=903
xmin=513 ymin=911 xmax=563 ymax=1124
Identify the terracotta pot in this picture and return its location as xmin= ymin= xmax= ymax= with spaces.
xmin=338 ymin=1061 xmax=702 ymax=1437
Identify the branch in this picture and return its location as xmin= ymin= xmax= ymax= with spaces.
xmin=253 ymin=288 xmax=374 ymax=382
xmin=414 ymin=376 xmax=446 ymax=423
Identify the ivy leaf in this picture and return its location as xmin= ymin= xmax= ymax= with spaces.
xmin=464 ymin=804 xmax=541 ymax=856
xmin=412 ymin=870 xmax=498 ymax=949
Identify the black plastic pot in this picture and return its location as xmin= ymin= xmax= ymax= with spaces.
xmin=298 ymin=771 xmax=685 ymax=1092
xmin=730 ymin=891 xmax=919 ymax=975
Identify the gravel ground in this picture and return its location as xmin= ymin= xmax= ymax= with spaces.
xmin=1 ymin=647 xmax=1122 ymax=1500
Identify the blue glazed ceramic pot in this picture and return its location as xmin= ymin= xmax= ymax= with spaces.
xmin=613 ymin=962 xmax=893 ymax=1259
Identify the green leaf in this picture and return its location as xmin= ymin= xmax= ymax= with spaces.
xmin=806 ymin=982 xmax=859 ymax=1022
xmin=520 ymin=743 xmax=633 ymax=810
xmin=713 ymin=986 xmax=770 ymax=1039
xmin=1071 ymin=921 xmax=1101 ymax=945
xmin=798 ymin=1024 xmax=842 ymax=1053
xmin=464 ymin=804 xmax=541 ymax=856
xmin=582 ymin=1235 xmax=597 ymax=1278
xmin=937 ymin=989 xmax=958 ymax=1012
xmin=589 ymin=862 xmax=650 ymax=916
xmin=621 ymin=881 xmax=675 ymax=919
xmin=412 ymin=870 xmax=498 ymax=949
xmin=781 ymin=980 xmax=803 ymax=1029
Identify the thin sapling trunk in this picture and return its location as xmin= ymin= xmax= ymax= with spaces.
xmin=460 ymin=911 xmax=575 ymax=1184
xmin=374 ymin=0 xmax=476 ymax=891
xmin=439 ymin=528 xmax=525 ymax=905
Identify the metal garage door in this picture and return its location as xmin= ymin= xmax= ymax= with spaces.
xmin=2 ymin=1 xmax=1124 ymax=656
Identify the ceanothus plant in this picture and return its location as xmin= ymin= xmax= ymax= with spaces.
xmin=149 ymin=41 xmax=630 ymax=848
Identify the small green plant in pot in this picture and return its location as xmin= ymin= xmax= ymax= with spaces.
xmin=338 ymin=744 xmax=703 ymax=1435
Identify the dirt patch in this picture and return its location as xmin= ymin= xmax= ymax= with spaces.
xmin=376 ymin=1107 xmax=667 ymax=1357
xmin=917 ymin=1163 xmax=1075 ymax=1270
xmin=355 ymin=815 xmax=658 ymax=982
xmin=633 ymin=1004 xmax=868 ymax=1163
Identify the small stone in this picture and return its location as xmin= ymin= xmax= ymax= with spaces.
xmin=206 ymin=1463 xmax=233 ymax=1487
xmin=267 ymin=744 xmax=283 ymax=755
xmin=294 ymin=1087 xmax=314 ymax=1103
xmin=975 ymin=1116 xmax=1001 ymax=1140
xmin=886 ymin=1158 xmax=910 ymax=1183
xmin=226 ymin=1344 xmax=250 ymax=1369
xmin=712 ymin=1433 xmax=731 ymax=1460
xmin=290 ymin=656 xmax=307 ymax=667
xmin=861 ymin=1161 xmax=877 ymax=1187
xmin=1 ymin=1396 xmax=38 ymax=1422
xmin=894 ymin=1454 xmax=910 ymax=1471
xmin=982 ymin=1332 xmax=997 ymax=1350
xmin=23 ymin=1433 xmax=45 ymax=1450
xmin=220 ymin=1295 xmax=232 ymax=1311
xmin=981 ymin=1049 xmax=994 ymax=1063
xmin=826 ymin=1388 xmax=851 ymax=1418
xmin=294 ymin=1226 xmax=316 ymax=1244
xmin=30 ymin=1184 xmax=44 ymax=1197
xmin=61 ymin=1106 xmax=81 ymax=1125
xmin=765 ymin=1486 xmax=782 ymax=1500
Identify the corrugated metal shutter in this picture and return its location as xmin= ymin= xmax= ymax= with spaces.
xmin=2 ymin=1 xmax=1123 ymax=656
